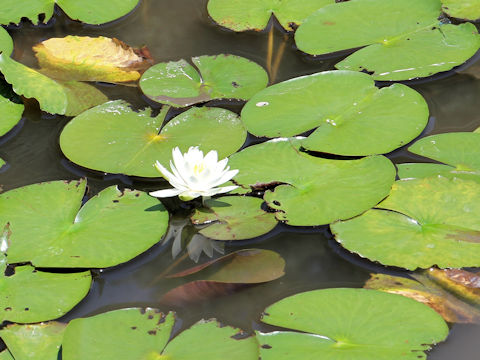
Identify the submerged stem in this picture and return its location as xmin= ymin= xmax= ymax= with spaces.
xmin=271 ymin=34 xmax=288 ymax=83
xmin=151 ymin=250 xmax=190 ymax=284
xmin=266 ymin=25 xmax=274 ymax=79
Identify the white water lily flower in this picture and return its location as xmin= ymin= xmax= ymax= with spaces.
xmin=150 ymin=146 xmax=239 ymax=201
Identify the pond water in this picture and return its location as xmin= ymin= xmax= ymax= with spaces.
xmin=1 ymin=0 xmax=480 ymax=358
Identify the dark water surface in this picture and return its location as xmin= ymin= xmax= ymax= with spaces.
xmin=1 ymin=1 xmax=480 ymax=358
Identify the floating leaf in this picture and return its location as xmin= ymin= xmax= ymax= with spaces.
xmin=60 ymin=101 xmax=247 ymax=177
xmin=332 ymin=176 xmax=480 ymax=269
xmin=229 ymin=138 xmax=395 ymax=226
xmin=0 ymin=265 xmax=91 ymax=323
xmin=0 ymin=0 xmax=140 ymax=25
xmin=441 ymin=0 xmax=480 ymax=20
xmin=398 ymin=132 xmax=480 ymax=181
xmin=295 ymin=0 xmax=480 ymax=80
xmin=258 ymin=288 xmax=448 ymax=360
xmin=0 ymin=54 xmax=68 ymax=114
xmin=0 ymin=351 xmax=13 ymax=360
xmin=162 ymin=249 xmax=285 ymax=306
xmin=34 ymin=36 xmax=153 ymax=83
xmin=139 ymin=54 xmax=268 ymax=108
xmin=161 ymin=320 xmax=258 ymax=360
xmin=242 ymin=71 xmax=428 ymax=155
xmin=0 ymin=94 xmax=23 ymax=137
xmin=60 ymin=81 xmax=109 ymax=117
xmin=191 ymin=196 xmax=277 ymax=240
xmin=0 ymin=27 xmax=13 ymax=56
xmin=62 ymin=308 xmax=258 ymax=360
xmin=62 ymin=309 xmax=174 ymax=360
xmin=0 ymin=158 xmax=5 ymax=168
xmin=0 ymin=322 xmax=66 ymax=360
xmin=0 ymin=179 xmax=169 ymax=268
xmin=365 ymin=272 xmax=480 ymax=323
xmin=207 ymin=0 xmax=334 ymax=31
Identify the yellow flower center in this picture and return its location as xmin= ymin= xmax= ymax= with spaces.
xmin=193 ymin=163 xmax=205 ymax=175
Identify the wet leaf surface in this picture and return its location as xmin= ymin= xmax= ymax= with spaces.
xmin=0 ymin=0 xmax=140 ymax=25
xmin=364 ymin=272 xmax=480 ymax=323
xmin=0 ymin=263 xmax=91 ymax=323
xmin=34 ymin=36 xmax=153 ymax=83
xmin=62 ymin=309 xmax=259 ymax=360
xmin=441 ymin=0 xmax=480 ymax=20
xmin=162 ymin=249 xmax=285 ymax=306
xmin=0 ymin=322 xmax=66 ymax=360
xmin=62 ymin=309 xmax=174 ymax=360
xmin=140 ymin=54 xmax=268 ymax=107
xmin=0 ymin=179 xmax=169 ymax=268
xmin=0 ymin=54 xmax=68 ymax=114
xmin=332 ymin=176 xmax=480 ymax=269
xmin=295 ymin=0 xmax=480 ymax=80
xmin=242 ymin=71 xmax=428 ymax=155
xmin=207 ymin=0 xmax=334 ymax=31
xmin=0 ymin=27 xmax=13 ymax=56
xmin=258 ymin=288 xmax=448 ymax=360
xmin=191 ymin=196 xmax=277 ymax=240
xmin=229 ymin=138 xmax=395 ymax=226
xmin=60 ymin=101 xmax=246 ymax=177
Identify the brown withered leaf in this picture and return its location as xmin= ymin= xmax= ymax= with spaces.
xmin=33 ymin=36 xmax=153 ymax=83
xmin=365 ymin=272 xmax=480 ymax=323
xmin=160 ymin=249 xmax=285 ymax=306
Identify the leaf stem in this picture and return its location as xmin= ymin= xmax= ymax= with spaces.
xmin=266 ymin=25 xmax=274 ymax=79
xmin=151 ymin=250 xmax=190 ymax=284
xmin=271 ymin=34 xmax=288 ymax=83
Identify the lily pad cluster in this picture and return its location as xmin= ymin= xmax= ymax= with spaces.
xmin=208 ymin=0 xmax=480 ymax=81
xmin=0 ymin=289 xmax=449 ymax=359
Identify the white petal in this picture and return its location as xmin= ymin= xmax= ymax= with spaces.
xmin=214 ymin=185 xmax=239 ymax=194
xmin=209 ymin=169 xmax=239 ymax=188
xmin=204 ymin=150 xmax=218 ymax=168
xmin=149 ymin=188 xmax=183 ymax=198
xmin=178 ymin=190 xmax=203 ymax=201
xmin=154 ymin=161 xmax=176 ymax=180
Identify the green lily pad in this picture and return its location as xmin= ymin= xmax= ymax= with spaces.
xmin=295 ymin=0 xmax=480 ymax=81
xmin=0 ymin=93 xmax=23 ymax=137
xmin=332 ymin=176 xmax=480 ymax=270
xmin=161 ymin=319 xmax=258 ymax=360
xmin=60 ymin=101 xmax=246 ymax=177
xmin=207 ymin=0 xmax=334 ymax=31
xmin=60 ymin=81 xmax=109 ymax=117
xmin=398 ymin=132 xmax=480 ymax=182
xmin=0 ymin=351 xmax=13 ymax=360
xmin=62 ymin=308 xmax=258 ymax=360
xmin=0 ymin=322 xmax=66 ymax=360
xmin=0 ymin=54 xmax=68 ymax=114
xmin=62 ymin=309 xmax=174 ymax=360
xmin=0 ymin=158 xmax=5 ymax=168
xmin=139 ymin=54 xmax=268 ymax=108
xmin=258 ymin=288 xmax=448 ymax=360
xmin=0 ymin=0 xmax=140 ymax=25
xmin=191 ymin=196 xmax=277 ymax=240
xmin=0 ymin=264 xmax=91 ymax=323
xmin=228 ymin=138 xmax=396 ymax=226
xmin=162 ymin=249 xmax=285 ymax=306
xmin=0 ymin=179 xmax=169 ymax=268
xmin=0 ymin=27 xmax=13 ymax=56
xmin=442 ymin=0 xmax=480 ymax=20
xmin=241 ymin=71 xmax=428 ymax=155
